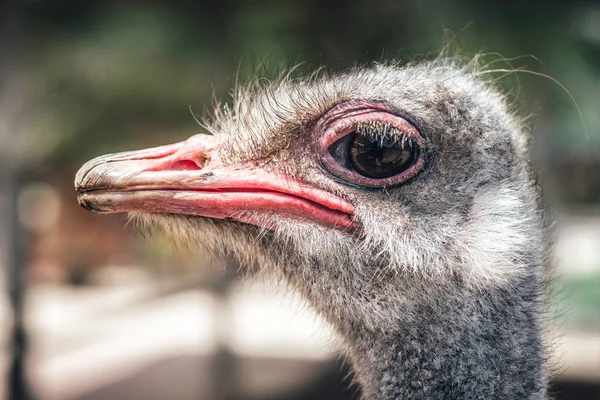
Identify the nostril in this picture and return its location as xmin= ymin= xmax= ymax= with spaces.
xmin=145 ymin=154 xmax=209 ymax=172
xmin=168 ymin=159 xmax=204 ymax=171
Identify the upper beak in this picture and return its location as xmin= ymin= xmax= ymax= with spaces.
xmin=75 ymin=134 xmax=356 ymax=230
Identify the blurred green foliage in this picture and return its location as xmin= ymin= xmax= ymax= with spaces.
xmin=560 ymin=274 xmax=600 ymax=326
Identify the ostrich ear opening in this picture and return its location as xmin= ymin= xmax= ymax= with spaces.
xmin=75 ymin=134 xmax=356 ymax=231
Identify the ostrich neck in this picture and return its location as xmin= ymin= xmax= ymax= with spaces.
xmin=343 ymin=277 xmax=548 ymax=400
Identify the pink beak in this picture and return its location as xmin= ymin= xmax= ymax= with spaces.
xmin=75 ymin=134 xmax=356 ymax=230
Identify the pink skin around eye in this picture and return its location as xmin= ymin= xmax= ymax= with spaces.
xmin=317 ymin=101 xmax=426 ymax=188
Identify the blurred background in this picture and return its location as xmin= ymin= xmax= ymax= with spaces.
xmin=0 ymin=0 xmax=599 ymax=399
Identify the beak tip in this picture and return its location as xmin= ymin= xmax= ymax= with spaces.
xmin=74 ymin=159 xmax=95 ymax=191
xmin=77 ymin=193 xmax=112 ymax=213
xmin=77 ymin=194 xmax=96 ymax=212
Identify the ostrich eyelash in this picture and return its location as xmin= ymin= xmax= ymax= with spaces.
xmin=354 ymin=122 xmax=417 ymax=148
xmin=327 ymin=123 xmax=417 ymax=169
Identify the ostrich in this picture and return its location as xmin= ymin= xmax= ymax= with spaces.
xmin=75 ymin=60 xmax=552 ymax=399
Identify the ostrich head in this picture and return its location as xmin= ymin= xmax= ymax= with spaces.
xmin=75 ymin=61 xmax=548 ymax=398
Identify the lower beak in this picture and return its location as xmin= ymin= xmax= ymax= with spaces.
xmin=74 ymin=134 xmax=355 ymax=230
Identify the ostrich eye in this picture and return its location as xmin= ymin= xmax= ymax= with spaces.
xmin=320 ymin=105 xmax=426 ymax=188
xmin=346 ymin=128 xmax=419 ymax=179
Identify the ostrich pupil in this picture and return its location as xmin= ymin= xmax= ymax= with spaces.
xmin=349 ymin=133 xmax=417 ymax=179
